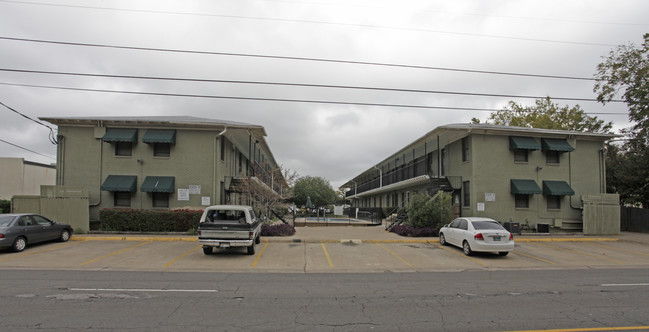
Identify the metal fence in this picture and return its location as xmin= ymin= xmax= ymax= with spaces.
xmin=621 ymin=206 xmax=649 ymax=233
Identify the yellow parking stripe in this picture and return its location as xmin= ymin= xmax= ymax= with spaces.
xmin=532 ymin=242 xmax=625 ymax=264
xmin=79 ymin=241 xmax=152 ymax=266
xmin=504 ymin=325 xmax=649 ymax=331
xmin=321 ymin=242 xmax=334 ymax=267
xmin=513 ymin=251 xmax=557 ymax=265
xmin=163 ymin=245 xmax=202 ymax=268
xmin=375 ymin=243 xmax=413 ymax=267
xmin=0 ymin=240 xmax=84 ymax=262
xmin=435 ymin=243 xmax=488 ymax=267
xmin=587 ymin=242 xmax=649 ymax=257
xmin=250 ymin=243 xmax=269 ymax=268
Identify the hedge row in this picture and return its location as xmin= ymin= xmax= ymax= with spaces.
xmin=261 ymin=223 xmax=296 ymax=236
xmin=99 ymin=209 xmax=203 ymax=232
xmin=390 ymin=224 xmax=439 ymax=237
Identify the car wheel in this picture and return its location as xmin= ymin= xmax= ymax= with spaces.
xmin=203 ymin=247 xmax=213 ymax=255
xmin=12 ymin=237 xmax=27 ymax=252
xmin=59 ymin=230 xmax=71 ymax=242
xmin=463 ymin=241 xmax=473 ymax=256
xmin=247 ymin=242 xmax=256 ymax=255
xmin=439 ymin=233 xmax=447 ymax=246
xmin=498 ymin=252 xmax=509 ymax=256
xmin=255 ymin=236 xmax=261 ymax=245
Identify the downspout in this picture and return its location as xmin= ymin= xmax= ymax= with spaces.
xmin=90 ymin=120 xmax=104 ymax=207
xmin=214 ymin=127 xmax=228 ymax=204
xmin=437 ymin=135 xmax=441 ymax=178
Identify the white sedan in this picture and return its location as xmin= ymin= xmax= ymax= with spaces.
xmin=439 ymin=217 xmax=514 ymax=256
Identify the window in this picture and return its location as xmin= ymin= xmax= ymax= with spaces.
xmin=514 ymin=150 xmax=528 ymax=162
xmin=153 ymin=143 xmax=170 ymax=157
xmin=441 ymin=148 xmax=447 ymax=175
xmin=152 ymin=192 xmax=169 ymax=208
xmin=115 ymin=142 xmax=132 ymax=156
xmin=220 ymin=137 xmax=226 ymax=161
xmin=546 ymin=150 xmax=560 ymax=164
xmin=462 ymin=181 xmax=470 ymax=207
xmin=458 ymin=219 xmax=468 ymax=230
xmin=547 ymin=195 xmax=561 ymax=209
xmin=114 ymin=192 xmax=131 ymax=207
xmin=32 ymin=215 xmax=52 ymax=226
xmin=461 ymin=137 xmax=469 ymax=162
xmin=515 ymin=194 xmax=529 ymax=208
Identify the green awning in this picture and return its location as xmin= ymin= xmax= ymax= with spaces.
xmin=102 ymin=128 xmax=138 ymax=143
xmin=541 ymin=138 xmax=574 ymax=152
xmin=142 ymin=129 xmax=176 ymax=144
xmin=141 ymin=176 xmax=175 ymax=193
xmin=509 ymin=136 xmax=540 ymax=150
xmin=543 ymin=180 xmax=575 ymax=196
xmin=101 ymin=175 xmax=137 ymax=192
xmin=510 ymin=179 xmax=542 ymax=195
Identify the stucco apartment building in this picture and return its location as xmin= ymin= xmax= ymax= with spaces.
xmin=342 ymin=123 xmax=618 ymax=231
xmin=40 ymin=116 xmax=285 ymax=221
xmin=0 ymin=157 xmax=56 ymax=200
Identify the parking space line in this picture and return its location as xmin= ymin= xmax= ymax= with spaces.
xmin=512 ymin=251 xmax=557 ymax=265
xmin=375 ymin=243 xmax=413 ymax=267
xmin=435 ymin=244 xmax=489 ymax=267
xmin=250 ymin=243 xmax=269 ymax=268
xmin=163 ymin=245 xmax=202 ymax=268
xmin=321 ymin=242 xmax=334 ymax=267
xmin=587 ymin=242 xmax=649 ymax=257
xmin=0 ymin=240 xmax=84 ymax=262
xmin=79 ymin=241 xmax=153 ymax=266
xmin=531 ymin=242 xmax=625 ymax=264
xmin=504 ymin=325 xmax=649 ymax=331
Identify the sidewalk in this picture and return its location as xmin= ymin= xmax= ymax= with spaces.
xmin=71 ymin=227 xmax=648 ymax=244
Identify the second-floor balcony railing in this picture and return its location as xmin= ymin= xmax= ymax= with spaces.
xmin=346 ymin=158 xmax=428 ymax=197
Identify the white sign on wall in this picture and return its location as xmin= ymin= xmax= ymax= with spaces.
xmin=189 ymin=185 xmax=201 ymax=195
xmin=485 ymin=193 xmax=496 ymax=201
xmin=201 ymin=196 xmax=211 ymax=206
xmin=477 ymin=202 xmax=485 ymax=211
xmin=177 ymin=189 xmax=190 ymax=201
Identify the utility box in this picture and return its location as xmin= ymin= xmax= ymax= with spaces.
xmin=504 ymin=222 xmax=521 ymax=234
xmin=536 ymin=223 xmax=550 ymax=233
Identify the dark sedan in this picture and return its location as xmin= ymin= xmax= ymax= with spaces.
xmin=0 ymin=214 xmax=73 ymax=252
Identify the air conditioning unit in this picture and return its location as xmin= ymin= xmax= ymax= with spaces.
xmin=504 ymin=222 xmax=521 ymax=234
xmin=536 ymin=223 xmax=550 ymax=233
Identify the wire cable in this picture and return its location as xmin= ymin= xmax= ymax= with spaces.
xmin=0 ymin=81 xmax=629 ymax=115
xmin=0 ymin=138 xmax=55 ymax=159
xmin=0 ymin=100 xmax=58 ymax=144
xmin=0 ymin=36 xmax=596 ymax=81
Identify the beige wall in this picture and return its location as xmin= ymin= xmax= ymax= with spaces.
xmin=0 ymin=158 xmax=55 ymax=200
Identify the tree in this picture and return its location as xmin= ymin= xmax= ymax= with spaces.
xmin=594 ymin=34 xmax=649 ymax=206
xmin=232 ymin=166 xmax=298 ymax=220
xmin=292 ymin=176 xmax=337 ymax=210
xmin=594 ymin=33 xmax=649 ymax=141
xmin=406 ymin=191 xmax=452 ymax=229
xmin=472 ymin=97 xmax=613 ymax=134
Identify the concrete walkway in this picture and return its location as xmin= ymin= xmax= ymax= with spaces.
xmin=71 ymin=227 xmax=647 ymax=244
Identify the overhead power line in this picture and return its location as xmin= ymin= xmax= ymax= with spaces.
xmin=0 ymin=138 xmax=55 ymax=160
xmin=0 ymin=67 xmax=621 ymax=102
xmin=0 ymin=81 xmax=629 ymax=115
xmin=0 ymin=36 xmax=595 ymax=81
xmin=0 ymin=100 xmax=58 ymax=144
xmin=0 ymin=1 xmax=621 ymax=47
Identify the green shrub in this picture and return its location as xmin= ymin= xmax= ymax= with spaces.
xmin=406 ymin=191 xmax=452 ymax=229
xmin=0 ymin=199 xmax=10 ymax=213
xmin=99 ymin=209 xmax=203 ymax=232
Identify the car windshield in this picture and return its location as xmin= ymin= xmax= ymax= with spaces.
xmin=471 ymin=221 xmax=505 ymax=230
xmin=207 ymin=210 xmax=246 ymax=223
xmin=0 ymin=215 xmax=15 ymax=227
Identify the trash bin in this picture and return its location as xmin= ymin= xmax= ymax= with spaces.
xmin=504 ymin=222 xmax=521 ymax=234
xmin=536 ymin=223 xmax=550 ymax=233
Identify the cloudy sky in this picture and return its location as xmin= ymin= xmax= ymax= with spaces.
xmin=1 ymin=0 xmax=647 ymax=189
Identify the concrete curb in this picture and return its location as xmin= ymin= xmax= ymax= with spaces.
xmin=71 ymin=235 xmax=620 ymax=244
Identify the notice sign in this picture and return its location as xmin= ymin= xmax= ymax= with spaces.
xmin=485 ymin=193 xmax=496 ymax=201
xmin=178 ymin=189 xmax=190 ymax=201
xmin=477 ymin=202 xmax=485 ymax=211
xmin=201 ymin=196 xmax=211 ymax=206
xmin=189 ymin=185 xmax=201 ymax=195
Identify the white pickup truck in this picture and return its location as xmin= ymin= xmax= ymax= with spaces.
xmin=197 ymin=205 xmax=262 ymax=255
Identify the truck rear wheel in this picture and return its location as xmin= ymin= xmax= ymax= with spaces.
xmin=247 ymin=242 xmax=256 ymax=255
xmin=203 ymin=246 xmax=213 ymax=255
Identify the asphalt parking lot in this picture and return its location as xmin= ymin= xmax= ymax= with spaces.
xmin=1 ymin=228 xmax=648 ymax=273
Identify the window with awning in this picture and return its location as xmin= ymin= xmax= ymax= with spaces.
xmin=101 ymin=175 xmax=137 ymax=192
xmin=510 ymin=179 xmax=542 ymax=195
xmin=142 ymin=129 xmax=176 ymax=144
xmin=542 ymin=180 xmax=575 ymax=196
xmin=140 ymin=176 xmax=175 ymax=193
xmin=509 ymin=137 xmax=541 ymax=150
xmin=541 ymin=138 xmax=574 ymax=152
xmin=102 ymin=128 xmax=138 ymax=143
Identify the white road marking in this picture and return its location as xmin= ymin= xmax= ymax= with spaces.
xmin=69 ymin=288 xmax=218 ymax=292
xmin=601 ymin=283 xmax=649 ymax=287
